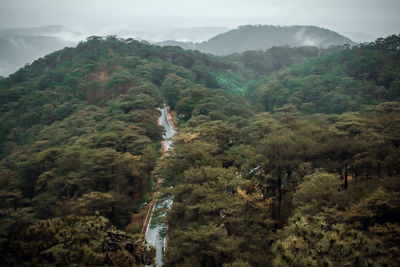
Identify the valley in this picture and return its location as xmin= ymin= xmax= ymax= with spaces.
xmin=0 ymin=30 xmax=399 ymax=266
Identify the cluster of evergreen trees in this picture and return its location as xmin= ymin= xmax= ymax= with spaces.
xmin=0 ymin=34 xmax=399 ymax=266
xmin=0 ymin=35 xmax=253 ymax=265
xmin=159 ymin=35 xmax=400 ymax=266
xmin=250 ymin=36 xmax=400 ymax=113
xmin=160 ymin=99 xmax=400 ymax=265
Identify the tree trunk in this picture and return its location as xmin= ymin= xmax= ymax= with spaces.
xmin=277 ymin=173 xmax=282 ymax=219
xmin=287 ymin=169 xmax=292 ymax=180
xmin=377 ymin=163 xmax=382 ymax=178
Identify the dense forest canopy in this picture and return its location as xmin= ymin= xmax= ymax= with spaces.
xmin=0 ymin=34 xmax=399 ymax=266
xmin=251 ymin=35 xmax=400 ymax=114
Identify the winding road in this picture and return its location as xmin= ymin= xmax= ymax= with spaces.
xmin=145 ymin=105 xmax=176 ymax=266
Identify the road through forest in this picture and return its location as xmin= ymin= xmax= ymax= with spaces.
xmin=144 ymin=105 xmax=176 ymax=266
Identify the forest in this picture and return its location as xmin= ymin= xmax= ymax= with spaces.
xmin=0 ymin=34 xmax=399 ymax=266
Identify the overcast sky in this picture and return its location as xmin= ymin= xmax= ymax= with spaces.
xmin=0 ymin=0 xmax=399 ymax=37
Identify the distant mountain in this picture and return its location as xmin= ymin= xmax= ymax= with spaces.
xmin=156 ymin=40 xmax=196 ymax=50
xmin=158 ymin=25 xmax=355 ymax=55
xmin=120 ymin=26 xmax=230 ymax=43
xmin=0 ymin=26 xmax=79 ymax=76
xmin=159 ymin=26 xmax=231 ymax=42
xmin=0 ymin=35 xmax=71 ymax=76
xmin=0 ymin=25 xmax=232 ymax=76
xmin=0 ymin=25 xmax=81 ymax=40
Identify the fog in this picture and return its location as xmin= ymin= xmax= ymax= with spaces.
xmin=0 ymin=0 xmax=399 ymax=76
xmin=0 ymin=0 xmax=399 ymax=41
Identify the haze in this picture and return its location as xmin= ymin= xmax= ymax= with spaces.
xmin=1 ymin=0 xmax=399 ymax=40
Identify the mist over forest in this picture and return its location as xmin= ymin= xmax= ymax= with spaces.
xmin=0 ymin=0 xmax=399 ymax=266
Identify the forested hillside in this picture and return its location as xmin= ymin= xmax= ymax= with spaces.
xmin=225 ymin=45 xmax=343 ymax=78
xmin=0 ymin=35 xmax=248 ymax=265
xmin=158 ymin=25 xmax=355 ymax=56
xmin=0 ymin=34 xmax=399 ymax=266
xmin=197 ymin=25 xmax=355 ymax=55
xmin=251 ymin=35 xmax=400 ymax=114
xmin=158 ymin=35 xmax=400 ymax=266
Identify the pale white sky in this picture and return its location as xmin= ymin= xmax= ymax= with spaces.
xmin=0 ymin=0 xmax=399 ymax=37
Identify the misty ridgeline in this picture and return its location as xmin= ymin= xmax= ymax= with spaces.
xmin=0 ymin=23 xmax=399 ymax=266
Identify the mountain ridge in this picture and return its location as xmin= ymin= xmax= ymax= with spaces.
xmin=0 ymin=33 xmax=399 ymax=266
xmin=0 ymin=25 xmax=80 ymax=77
xmin=157 ymin=24 xmax=355 ymax=55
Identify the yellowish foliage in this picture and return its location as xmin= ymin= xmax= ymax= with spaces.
xmin=179 ymin=132 xmax=200 ymax=143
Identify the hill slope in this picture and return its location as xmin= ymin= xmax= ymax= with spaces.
xmin=131 ymin=26 xmax=230 ymax=43
xmin=0 ymin=36 xmax=217 ymax=265
xmin=0 ymin=26 xmax=80 ymax=76
xmin=250 ymin=35 xmax=400 ymax=113
xmin=0 ymin=35 xmax=261 ymax=265
xmin=157 ymin=35 xmax=400 ymax=266
xmin=0 ymin=34 xmax=399 ymax=266
xmin=0 ymin=35 xmax=71 ymax=76
xmin=198 ymin=25 xmax=355 ymax=55
xmin=158 ymin=25 xmax=355 ymax=55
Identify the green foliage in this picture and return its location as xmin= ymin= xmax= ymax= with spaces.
xmin=1 ymin=34 xmax=400 ymax=266
xmin=251 ymin=35 xmax=400 ymax=114
xmin=272 ymin=175 xmax=400 ymax=267
xmin=157 ymin=39 xmax=400 ymax=264
xmin=19 ymin=215 xmax=154 ymax=266
xmin=293 ymin=172 xmax=344 ymax=214
xmin=226 ymin=45 xmax=343 ymax=78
